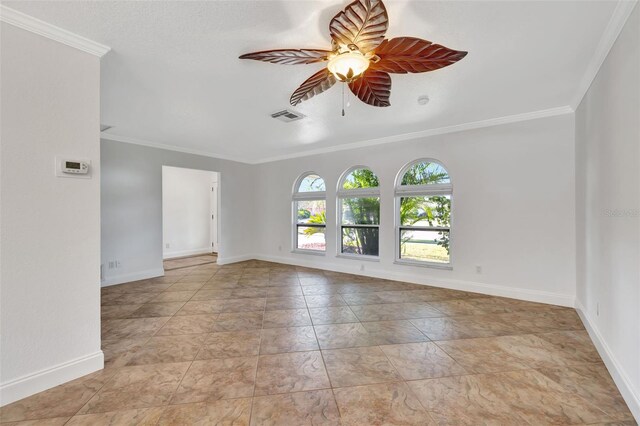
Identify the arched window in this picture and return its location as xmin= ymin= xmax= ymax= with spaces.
xmin=293 ymin=173 xmax=326 ymax=252
xmin=337 ymin=166 xmax=380 ymax=257
xmin=395 ymin=159 xmax=452 ymax=266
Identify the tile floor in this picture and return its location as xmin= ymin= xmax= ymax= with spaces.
xmin=1 ymin=260 xmax=635 ymax=425
xmin=163 ymin=254 xmax=217 ymax=271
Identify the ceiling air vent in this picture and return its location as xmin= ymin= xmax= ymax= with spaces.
xmin=271 ymin=109 xmax=305 ymax=123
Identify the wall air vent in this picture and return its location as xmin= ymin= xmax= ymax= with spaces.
xmin=271 ymin=109 xmax=305 ymax=123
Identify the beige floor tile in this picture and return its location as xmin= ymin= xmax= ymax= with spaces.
xmin=128 ymin=302 xmax=186 ymax=318
xmin=434 ymin=336 xmax=532 ymax=373
xmin=314 ymin=322 xmax=378 ymax=349
xmin=175 ymin=300 xmax=222 ymax=315
xmin=65 ymin=407 xmax=164 ymax=425
xmin=0 ymin=373 xmax=110 ymax=422
xmin=487 ymin=369 xmax=613 ymax=424
xmin=156 ymin=399 xmax=251 ymax=425
xmin=1 ymin=418 xmax=69 ymax=425
xmin=126 ymin=334 xmax=206 ymax=365
xmin=334 ymin=382 xmax=434 ymax=426
xmin=212 ymin=312 xmax=264 ymax=332
xmin=304 ymin=295 xmax=346 ymax=307
xmin=263 ymin=309 xmax=312 ymax=328
xmin=101 ymin=317 xmax=170 ymax=340
xmin=380 ymin=342 xmax=468 ymax=380
xmin=408 ymin=373 xmax=531 ymax=424
xmin=100 ymin=304 xmax=142 ymax=320
xmin=265 ymin=296 xmax=307 ymax=310
xmin=196 ymin=330 xmax=261 ymax=359
xmin=410 ymin=314 xmax=521 ymax=340
xmin=537 ymin=363 xmax=635 ymax=421
xmin=250 ymin=389 xmax=340 ymax=426
xmin=309 ymin=306 xmax=358 ymax=325
xmin=101 ymin=292 xmax=158 ymax=306
xmin=78 ymin=362 xmax=190 ymax=414
xmin=350 ymin=303 xmax=442 ymax=321
xmin=259 ymin=326 xmax=318 ymax=354
xmin=154 ymin=314 xmax=218 ymax=336
xmin=149 ymin=291 xmax=196 ymax=303
xmin=255 ymin=351 xmax=330 ymax=396
xmin=498 ymin=309 xmax=584 ymax=333
xmin=164 ymin=282 xmax=205 ymax=292
xmin=322 ymin=346 xmax=402 ymax=388
xmin=171 ymin=357 xmax=257 ymax=404
xmin=102 ymin=337 xmax=149 ymax=371
xmin=360 ymin=320 xmax=429 ymax=345
xmin=266 ymin=286 xmax=303 ymax=297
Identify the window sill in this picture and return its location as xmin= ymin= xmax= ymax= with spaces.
xmin=336 ymin=254 xmax=380 ymax=262
xmin=394 ymin=259 xmax=453 ymax=270
xmin=291 ymin=249 xmax=326 ymax=256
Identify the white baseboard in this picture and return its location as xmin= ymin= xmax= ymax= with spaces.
xmin=101 ymin=267 xmax=164 ymax=287
xmin=216 ymin=253 xmax=257 ymax=265
xmin=163 ymin=247 xmax=212 ymax=260
xmin=254 ymin=253 xmax=574 ymax=307
xmin=0 ymin=351 xmax=104 ymax=407
xmin=575 ymin=300 xmax=640 ymax=421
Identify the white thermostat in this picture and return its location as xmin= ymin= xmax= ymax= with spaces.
xmin=55 ymin=156 xmax=91 ymax=179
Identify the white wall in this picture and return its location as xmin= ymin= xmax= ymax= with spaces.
xmin=575 ymin=4 xmax=640 ymax=418
xmin=162 ymin=166 xmax=217 ymax=259
xmin=255 ymin=114 xmax=577 ymax=306
xmin=101 ymin=140 xmax=256 ymax=285
xmin=0 ymin=24 xmax=102 ymax=404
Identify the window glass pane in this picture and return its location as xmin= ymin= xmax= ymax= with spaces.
xmin=341 ymin=197 xmax=380 ymax=225
xmin=400 ymin=229 xmax=450 ymax=263
xmin=296 ymin=200 xmax=326 ymax=224
xmin=297 ymin=226 xmax=326 ymax=251
xmin=401 ymin=162 xmax=450 ymax=185
xmin=342 ymin=168 xmax=379 ymax=190
xmin=400 ymin=195 xmax=450 ymax=227
xmin=298 ymin=174 xmax=325 ymax=192
xmin=342 ymin=227 xmax=379 ymax=256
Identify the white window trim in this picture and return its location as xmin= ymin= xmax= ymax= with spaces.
xmin=336 ymin=166 xmax=381 ymax=259
xmin=394 ymin=159 xmax=453 ymax=268
xmin=292 ymin=171 xmax=327 ymax=254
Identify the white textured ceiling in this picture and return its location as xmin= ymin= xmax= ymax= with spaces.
xmin=6 ymin=1 xmax=619 ymax=162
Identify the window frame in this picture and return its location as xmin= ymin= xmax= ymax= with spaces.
xmin=292 ymin=172 xmax=326 ymax=255
xmin=394 ymin=159 xmax=453 ymax=269
xmin=336 ymin=165 xmax=381 ymax=261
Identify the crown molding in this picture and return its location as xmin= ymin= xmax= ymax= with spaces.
xmin=571 ymin=0 xmax=638 ymax=109
xmin=100 ymin=133 xmax=252 ymax=164
xmin=103 ymin=105 xmax=574 ymax=165
xmin=253 ymin=105 xmax=575 ymax=164
xmin=0 ymin=5 xmax=111 ymax=57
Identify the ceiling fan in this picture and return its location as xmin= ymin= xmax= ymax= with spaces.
xmin=239 ymin=0 xmax=467 ymax=108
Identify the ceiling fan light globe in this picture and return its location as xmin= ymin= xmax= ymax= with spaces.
xmin=327 ymin=51 xmax=370 ymax=83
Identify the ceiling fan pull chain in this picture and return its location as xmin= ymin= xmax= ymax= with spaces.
xmin=342 ymin=84 xmax=346 ymax=117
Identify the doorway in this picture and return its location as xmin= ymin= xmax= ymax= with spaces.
xmin=161 ymin=166 xmax=219 ymax=270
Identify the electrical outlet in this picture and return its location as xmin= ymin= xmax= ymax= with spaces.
xmin=165 ymin=243 xmax=170 ymax=249
xmin=108 ymin=261 xmax=115 ymax=269
xmin=476 ymin=265 xmax=482 ymax=274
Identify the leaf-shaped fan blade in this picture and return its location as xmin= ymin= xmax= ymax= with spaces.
xmin=348 ymin=69 xmax=391 ymax=107
xmin=290 ymin=69 xmax=337 ymax=106
xmin=372 ymin=37 xmax=468 ymax=73
xmin=329 ymin=0 xmax=388 ymax=53
xmin=239 ymin=49 xmax=332 ymax=65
